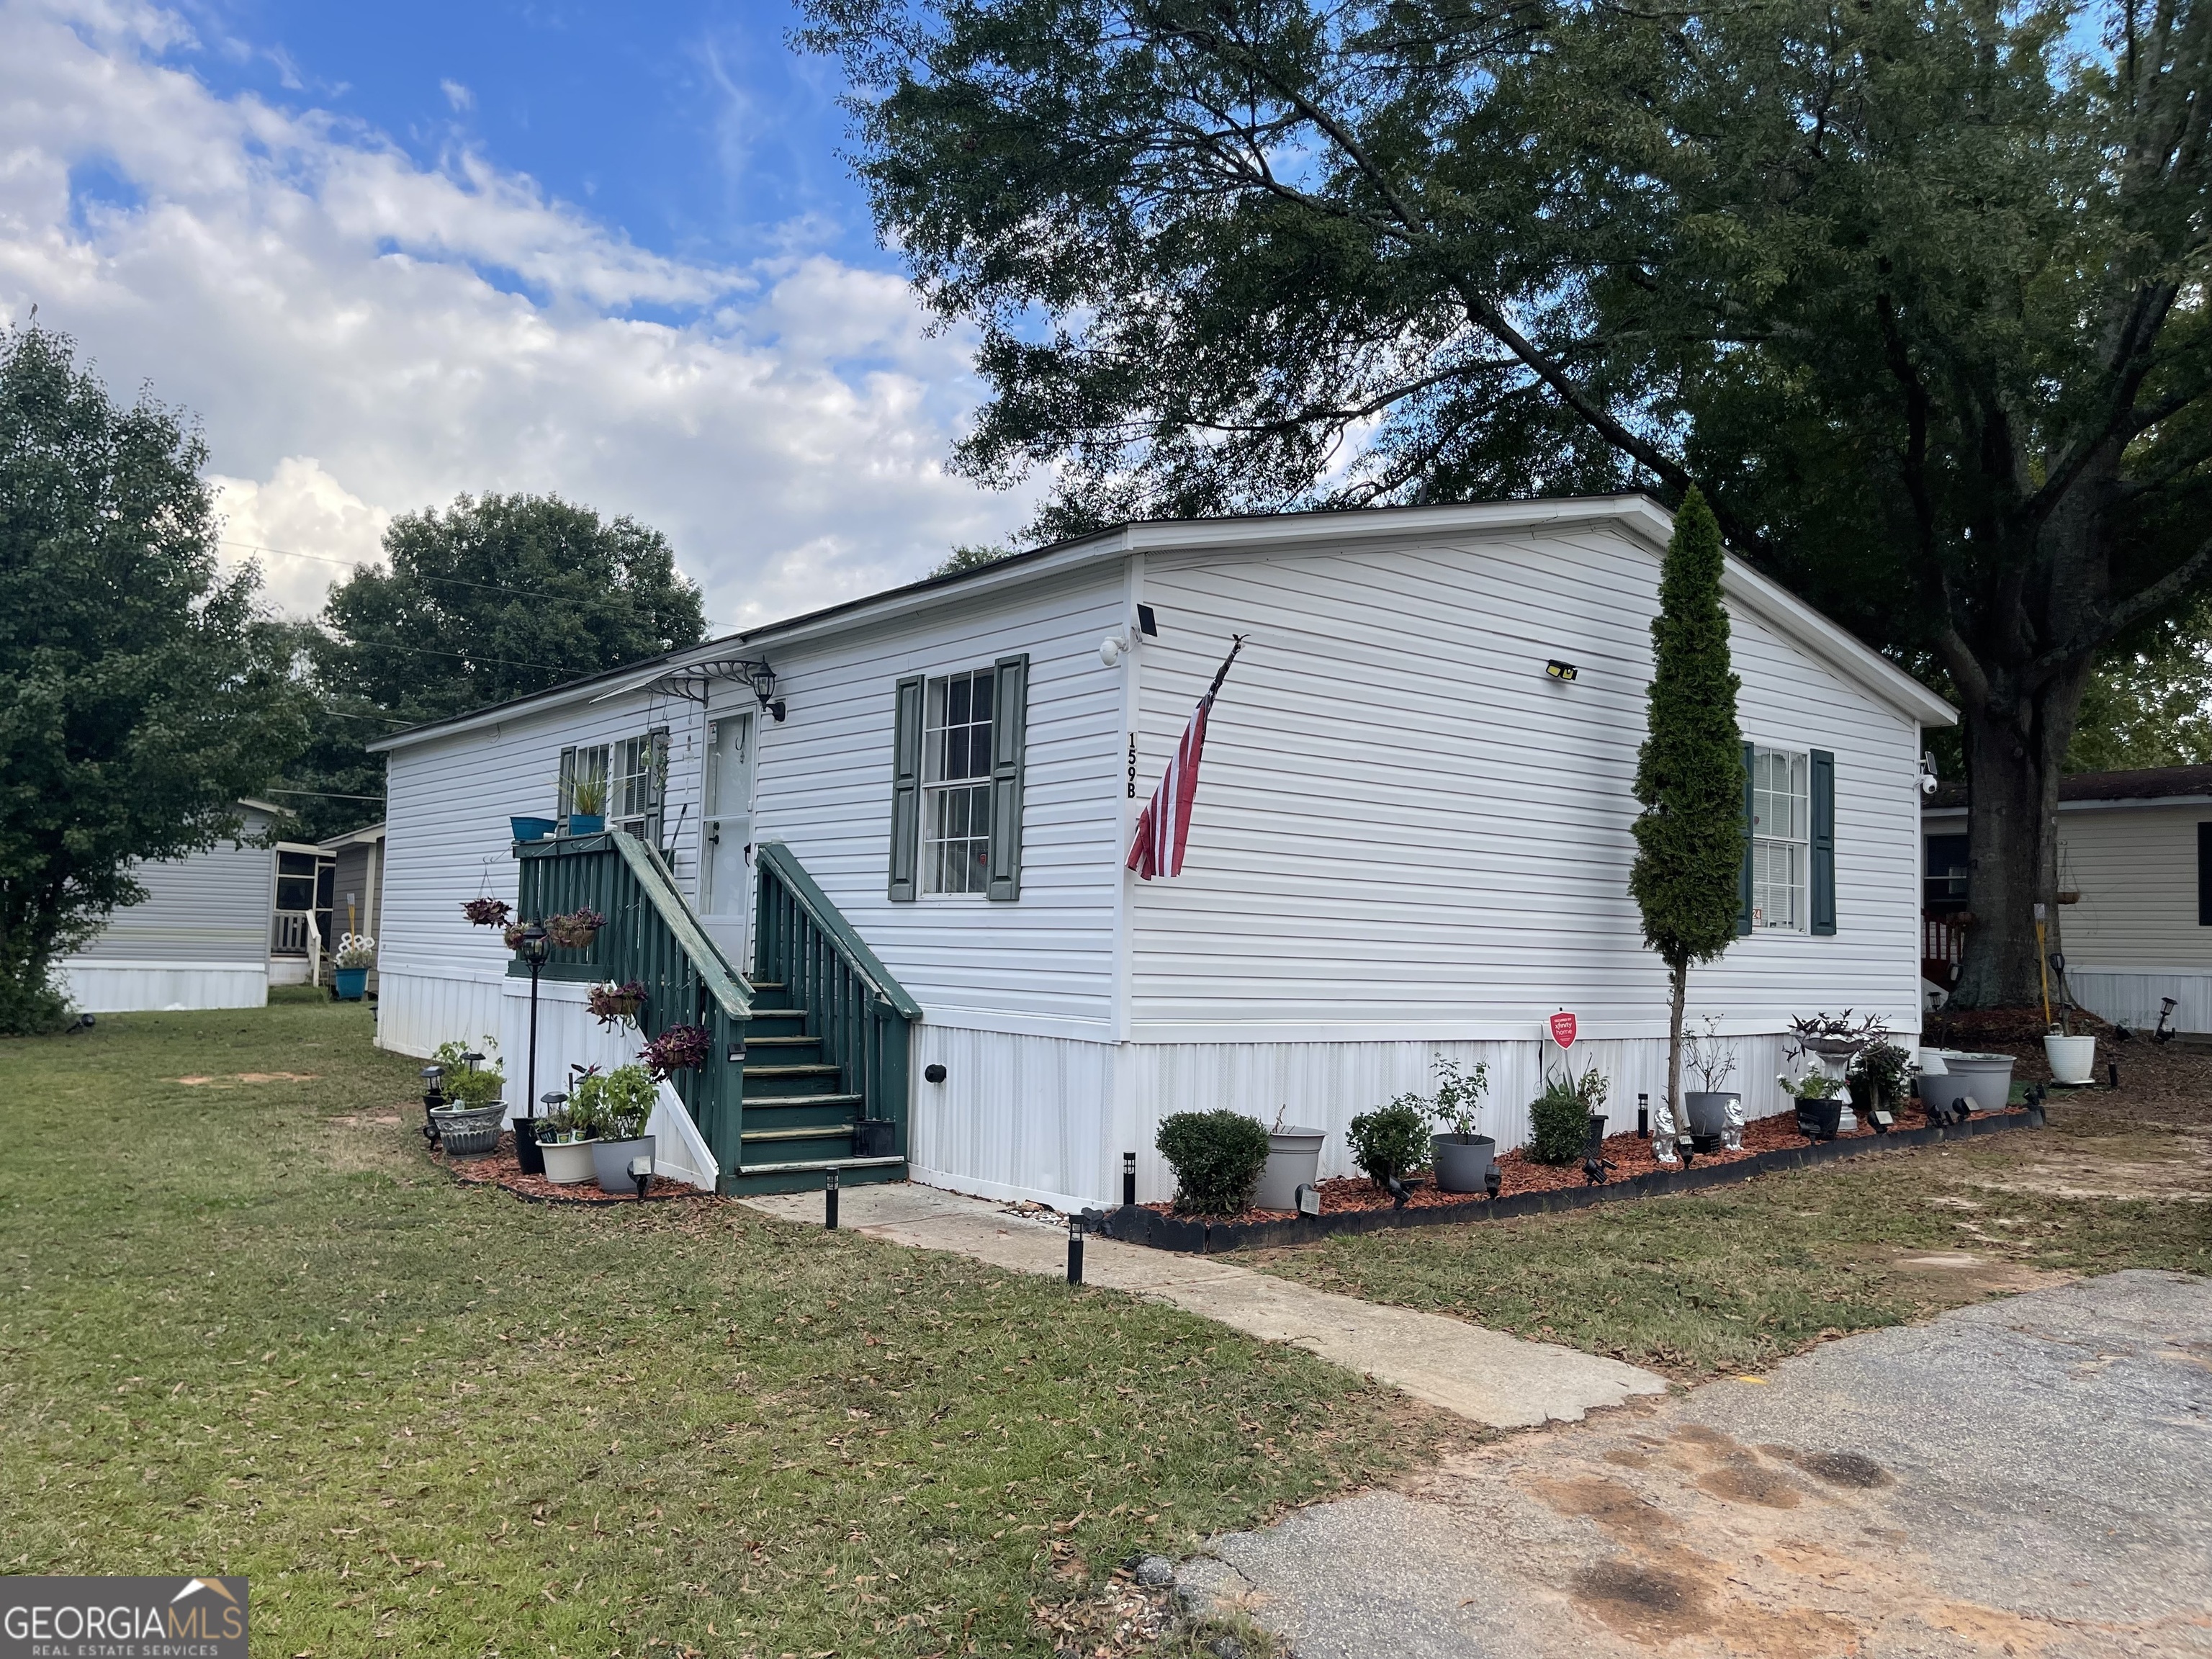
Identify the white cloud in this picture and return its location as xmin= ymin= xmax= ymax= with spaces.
xmin=439 ymin=78 xmax=472 ymax=113
xmin=0 ymin=0 xmax=1030 ymax=633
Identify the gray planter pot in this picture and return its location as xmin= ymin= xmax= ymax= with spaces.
xmin=593 ymin=1135 xmax=657 ymax=1194
xmin=1683 ymin=1092 xmax=1738 ymax=1138
xmin=1255 ymin=1128 xmax=1325 ymax=1211
xmin=1919 ymin=1051 xmax=2015 ymax=1115
xmin=429 ymin=1103 xmax=504 ymax=1156
xmin=1431 ymin=1133 xmax=1497 ymax=1194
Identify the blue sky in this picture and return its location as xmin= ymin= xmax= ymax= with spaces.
xmin=1 ymin=0 xmax=1023 ymax=630
xmin=174 ymin=0 xmax=883 ymax=273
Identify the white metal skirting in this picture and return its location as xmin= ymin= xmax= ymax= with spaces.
xmin=913 ymin=1025 xmax=1839 ymax=1209
xmin=377 ymin=969 xmax=508 ymax=1059
xmin=2067 ymin=968 xmax=2212 ymax=1035
xmin=53 ymin=959 xmax=268 ymax=1013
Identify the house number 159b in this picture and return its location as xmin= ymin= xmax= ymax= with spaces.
xmin=1128 ymin=734 xmax=1138 ymax=798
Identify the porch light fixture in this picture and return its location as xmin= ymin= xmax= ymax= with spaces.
xmin=747 ymin=660 xmax=786 ymax=722
xmin=1545 ymin=659 xmax=1578 ymax=683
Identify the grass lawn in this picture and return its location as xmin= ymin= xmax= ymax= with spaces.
xmin=1256 ymin=1098 xmax=2212 ymax=1379
xmin=0 ymin=995 xmax=1468 ymax=1658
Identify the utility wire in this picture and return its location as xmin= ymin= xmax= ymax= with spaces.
xmin=221 ymin=537 xmax=696 ymax=610
xmin=261 ymin=788 xmax=387 ymax=801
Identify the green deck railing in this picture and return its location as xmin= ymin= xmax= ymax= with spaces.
xmin=753 ymin=840 xmax=920 ymax=1148
xmin=513 ymin=831 xmax=752 ymax=1174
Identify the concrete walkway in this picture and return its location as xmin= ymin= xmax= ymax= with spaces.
xmin=739 ymin=1182 xmax=1665 ymax=1430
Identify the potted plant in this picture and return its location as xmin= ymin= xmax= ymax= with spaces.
xmin=1918 ymin=1051 xmax=2017 ymax=1118
xmin=2044 ymin=992 xmax=2097 ymax=1084
xmin=535 ymin=1087 xmax=602 ymax=1184
xmin=1253 ymin=1105 xmax=1328 ymax=1210
xmin=332 ymin=932 xmax=375 ymax=1001
xmin=567 ymin=775 xmax=608 ymax=834
xmin=1849 ymin=1038 xmax=1913 ymax=1120
xmin=1347 ymin=1094 xmax=1433 ymax=1192
xmin=462 ymin=897 xmax=513 ymax=928
xmin=511 ymin=815 xmax=557 ymax=843
xmin=1155 ymin=1110 xmax=1272 ymax=1216
xmin=1680 ymin=1015 xmax=1740 ymax=1140
xmin=547 ymin=907 xmax=604 ymax=951
xmin=588 ymin=1064 xmax=661 ymax=1193
xmin=1529 ymin=1065 xmax=1609 ymax=1164
xmin=428 ymin=1040 xmax=506 ymax=1155
xmin=588 ymin=979 xmax=649 ymax=1028
xmin=1425 ymin=1056 xmax=1495 ymax=1194
xmin=1779 ymin=1070 xmax=1845 ymax=1140
xmin=641 ymin=1022 xmax=712 ymax=1077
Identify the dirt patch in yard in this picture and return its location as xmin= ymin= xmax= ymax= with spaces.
xmin=173 ymin=1071 xmax=320 ymax=1085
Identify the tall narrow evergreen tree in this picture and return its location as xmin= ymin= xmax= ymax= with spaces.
xmin=1631 ymin=489 xmax=1745 ymax=1123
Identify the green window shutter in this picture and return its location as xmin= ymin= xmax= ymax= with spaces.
xmin=2200 ymin=823 xmax=2212 ymax=926
xmin=1737 ymin=740 xmax=1755 ymax=935
xmin=889 ymin=677 xmax=923 ymax=902
xmin=1809 ymin=748 xmax=1837 ymax=935
xmin=986 ymin=653 xmax=1030 ymax=902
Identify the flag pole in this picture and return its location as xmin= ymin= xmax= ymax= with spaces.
xmin=1204 ymin=634 xmax=1248 ymax=703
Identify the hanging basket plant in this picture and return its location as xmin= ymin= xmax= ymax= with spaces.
xmin=502 ymin=921 xmax=531 ymax=952
xmin=588 ymin=979 xmax=649 ymax=1028
xmin=546 ymin=907 xmax=606 ymax=950
xmin=641 ymin=1022 xmax=712 ymax=1078
xmin=462 ymin=897 xmax=513 ymax=928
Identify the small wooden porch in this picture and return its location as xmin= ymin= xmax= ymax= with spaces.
xmin=512 ymin=831 xmax=920 ymax=1195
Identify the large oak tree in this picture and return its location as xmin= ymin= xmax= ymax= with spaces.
xmin=802 ymin=0 xmax=2212 ymax=1005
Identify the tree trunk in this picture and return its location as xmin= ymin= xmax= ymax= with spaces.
xmin=1666 ymin=956 xmax=1687 ymax=1120
xmin=1950 ymin=657 xmax=2095 ymax=1010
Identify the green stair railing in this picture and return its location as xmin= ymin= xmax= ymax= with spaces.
xmin=753 ymin=840 xmax=920 ymax=1153
xmin=514 ymin=831 xmax=751 ymax=1174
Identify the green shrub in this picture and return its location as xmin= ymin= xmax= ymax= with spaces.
xmin=1155 ymin=1110 xmax=1271 ymax=1215
xmin=1528 ymin=1066 xmax=1610 ymax=1165
xmin=1346 ymin=1097 xmax=1431 ymax=1188
xmin=431 ymin=1038 xmax=505 ymax=1110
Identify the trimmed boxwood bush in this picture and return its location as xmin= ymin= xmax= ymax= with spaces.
xmin=1155 ymin=1110 xmax=1271 ymax=1215
xmin=1346 ymin=1097 xmax=1431 ymax=1188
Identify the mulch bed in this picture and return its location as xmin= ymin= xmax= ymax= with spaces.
xmin=1146 ymin=1102 xmax=1959 ymax=1225
xmin=433 ymin=1134 xmax=717 ymax=1206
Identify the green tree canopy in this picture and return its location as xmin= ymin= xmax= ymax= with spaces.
xmin=2066 ymin=600 xmax=2212 ymax=770
xmin=1631 ymin=489 xmax=1745 ymax=1114
xmin=0 ymin=325 xmax=305 ymax=1031
xmin=804 ymin=0 xmax=2212 ymax=1005
xmin=284 ymin=494 xmax=709 ymax=841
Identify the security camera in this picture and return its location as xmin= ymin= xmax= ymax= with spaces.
xmin=1100 ymin=635 xmax=1126 ymax=668
xmin=1920 ymin=772 xmax=1939 ymax=796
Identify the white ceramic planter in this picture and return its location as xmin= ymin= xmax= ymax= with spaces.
xmin=537 ymin=1138 xmax=601 ymax=1184
xmin=2044 ymin=1033 xmax=2098 ymax=1085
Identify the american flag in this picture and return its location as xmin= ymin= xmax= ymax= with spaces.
xmin=1127 ymin=636 xmax=1244 ymax=881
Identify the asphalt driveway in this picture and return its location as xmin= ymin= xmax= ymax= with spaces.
xmin=1178 ymin=1270 xmax=2212 ymax=1658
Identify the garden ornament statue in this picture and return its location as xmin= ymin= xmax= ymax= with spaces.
xmin=1651 ymin=1099 xmax=1680 ymax=1166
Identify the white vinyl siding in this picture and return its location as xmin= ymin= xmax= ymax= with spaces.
xmin=376 ymin=696 xmax=705 ymax=1058
xmin=1751 ymin=746 xmax=1809 ymax=930
xmin=750 ymin=566 xmax=1125 ymax=1033
xmin=66 ymin=806 xmax=277 ymax=967
xmin=1128 ymin=527 xmax=1925 ymax=1037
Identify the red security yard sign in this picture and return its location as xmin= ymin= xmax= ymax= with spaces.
xmin=1548 ymin=1011 xmax=1578 ymax=1049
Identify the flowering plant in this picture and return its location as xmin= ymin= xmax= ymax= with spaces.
xmin=588 ymin=979 xmax=649 ymax=1028
xmin=546 ymin=908 xmax=606 ymax=949
xmin=641 ymin=1022 xmax=712 ymax=1078
xmin=503 ymin=922 xmax=530 ymax=952
xmin=462 ymin=897 xmax=513 ymax=928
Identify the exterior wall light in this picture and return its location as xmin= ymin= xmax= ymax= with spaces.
xmin=1545 ymin=660 xmax=1579 ymax=683
xmin=748 ymin=661 xmax=786 ymax=722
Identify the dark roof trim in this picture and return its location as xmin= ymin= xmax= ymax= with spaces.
xmin=1925 ymin=762 xmax=2212 ymax=811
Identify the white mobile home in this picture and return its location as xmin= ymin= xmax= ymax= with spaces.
xmin=56 ymin=799 xmax=285 ymax=1013
xmin=369 ymin=496 xmax=1954 ymax=1204
xmin=1924 ymin=765 xmax=2212 ymax=1033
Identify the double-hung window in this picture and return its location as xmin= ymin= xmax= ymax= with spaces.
xmin=921 ymin=667 xmax=995 ymax=894
xmin=559 ymin=730 xmax=665 ymax=840
xmin=1750 ymin=746 xmax=1809 ymax=930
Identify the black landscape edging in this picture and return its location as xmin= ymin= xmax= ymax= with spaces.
xmin=1096 ymin=1107 xmax=2041 ymax=1254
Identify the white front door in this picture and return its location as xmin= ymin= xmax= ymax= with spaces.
xmin=701 ymin=712 xmax=755 ymax=971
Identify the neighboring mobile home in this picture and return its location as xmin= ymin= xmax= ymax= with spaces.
xmin=55 ymin=799 xmax=285 ymax=1012
xmin=1924 ymin=764 xmax=2212 ymax=1033
xmin=369 ymin=495 xmax=1955 ymax=1204
xmin=320 ymin=823 xmax=387 ymax=993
